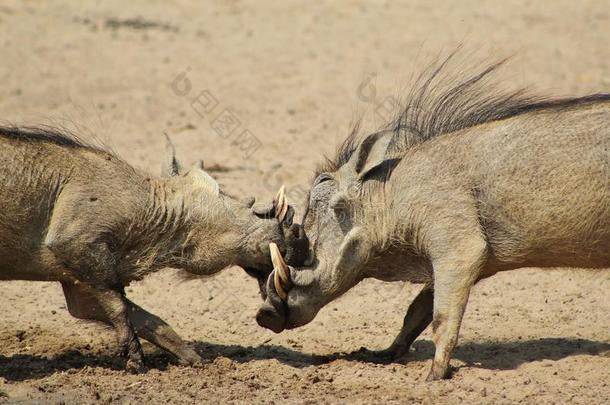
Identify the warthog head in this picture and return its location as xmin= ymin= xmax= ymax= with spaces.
xmin=257 ymin=131 xmax=398 ymax=332
xmin=161 ymin=136 xmax=295 ymax=296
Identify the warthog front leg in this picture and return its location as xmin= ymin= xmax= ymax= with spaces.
xmin=89 ymin=288 xmax=145 ymax=373
xmin=373 ymin=283 xmax=434 ymax=360
xmin=62 ymin=282 xmax=201 ymax=366
xmin=426 ymin=238 xmax=486 ymax=381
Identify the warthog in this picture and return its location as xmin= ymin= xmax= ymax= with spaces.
xmin=0 ymin=127 xmax=292 ymax=372
xmin=257 ymin=58 xmax=610 ymax=381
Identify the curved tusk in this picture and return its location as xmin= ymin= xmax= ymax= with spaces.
xmin=274 ymin=185 xmax=285 ymax=209
xmin=274 ymin=185 xmax=286 ymax=221
xmin=273 ymin=268 xmax=288 ymax=300
xmin=269 ymin=242 xmax=289 ymax=300
xmin=270 ymin=242 xmax=289 ymax=283
xmin=278 ymin=194 xmax=289 ymax=223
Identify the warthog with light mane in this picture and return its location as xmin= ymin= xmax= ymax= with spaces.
xmin=257 ymin=57 xmax=610 ymax=381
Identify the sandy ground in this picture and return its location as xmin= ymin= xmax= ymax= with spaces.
xmin=1 ymin=1 xmax=609 ymax=404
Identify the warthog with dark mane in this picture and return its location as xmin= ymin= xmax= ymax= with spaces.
xmin=0 ymin=128 xmax=292 ymax=372
xmin=257 ymin=57 xmax=610 ymax=381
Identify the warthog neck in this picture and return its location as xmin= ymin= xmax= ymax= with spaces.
xmin=357 ymin=181 xmax=403 ymax=251
xmin=130 ymin=178 xmax=243 ymax=277
xmin=115 ymin=179 xmax=199 ymax=278
xmin=356 ymin=176 xmax=434 ymax=280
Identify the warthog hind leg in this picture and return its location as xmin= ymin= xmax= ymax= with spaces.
xmin=374 ymin=283 xmax=434 ymax=361
xmin=127 ymin=301 xmax=202 ymax=366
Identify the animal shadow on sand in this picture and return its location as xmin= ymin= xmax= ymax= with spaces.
xmin=0 ymin=337 xmax=608 ymax=381
xmin=347 ymin=338 xmax=610 ymax=371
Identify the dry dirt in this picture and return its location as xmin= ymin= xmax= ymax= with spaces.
xmin=0 ymin=1 xmax=609 ymax=404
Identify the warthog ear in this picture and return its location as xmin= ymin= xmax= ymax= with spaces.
xmin=359 ymin=158 xmax=402 ymax=183
xmin=355 ymin=131 xmax=401 ymax=182
xmin=188 ymin=161 xmax=220 ymax=197
xmin=162 ymin=133 xmax=182 ymax=177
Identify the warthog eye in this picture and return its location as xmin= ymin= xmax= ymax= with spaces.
xmin=314 ymin=173 xmax=333 ymax=187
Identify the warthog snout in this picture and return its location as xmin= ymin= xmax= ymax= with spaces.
xmin=242 ymin=186 xmax=298 ymax=300
xmin=256 ymin=268 xmax=288 ymax=333
xmin=284 ymin=222 xmax=310 ymax=267
xmin=255 ymin=242 xmax=304 ymax=332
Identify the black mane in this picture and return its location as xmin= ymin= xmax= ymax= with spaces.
xmin=321 ymin=53 xmax=610 ymax=175
xmin=0 ymin=125 xmax=107 ymax=152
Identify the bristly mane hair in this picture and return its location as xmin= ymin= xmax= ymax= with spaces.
xmin=316 ymin=120 xmax=361 ymax=175
xmin=0 ymin=125 xmax=110 ymax=153
xmin=317 ymin=51 xmax=610 ymax=176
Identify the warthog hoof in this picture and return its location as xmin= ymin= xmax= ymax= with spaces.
xmin=425 ymin=364 xmax=453 ymax=381
xmin=117 ymin=337 xmax=146 ymax=374
xmin=126 ymin=357 xmax=147 ymax=374
xmin=354 ymin=344 xmax=409 ymax=363
xmin=175 ymin=347 xmax=204 ymax=367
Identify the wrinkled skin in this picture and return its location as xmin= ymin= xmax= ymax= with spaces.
xmin=0 ymin=128 xmax=290 ymax=372
xmin=257 ymin=99 xmax=610 ymax=381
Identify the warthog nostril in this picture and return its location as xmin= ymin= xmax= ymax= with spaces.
xmin=256 ymin=282 xmax=287 ymax=334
